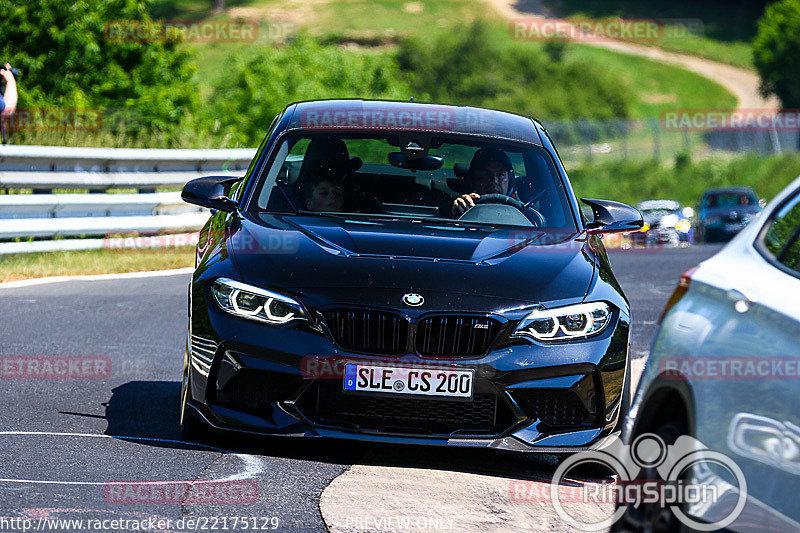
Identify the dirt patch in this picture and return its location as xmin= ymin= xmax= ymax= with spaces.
xmin=228 ymin=0 xmax=331 ymax=25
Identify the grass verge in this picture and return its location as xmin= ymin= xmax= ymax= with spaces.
xmin=0 ymin=247 xmax=194 ymax=283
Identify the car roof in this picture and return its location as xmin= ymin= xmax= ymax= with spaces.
xmin=637 ymin=199 xmax=681 ymax=210
xmin=282 ymin=99 xmax=543 ymax=145
xmin=701 ymin=186 xmax=757 ymax=196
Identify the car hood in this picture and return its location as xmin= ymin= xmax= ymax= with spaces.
xmin=701 ymin=206 xmax=760 ymax=219
xmin=229 ymin=214 xmax=595 ymax=307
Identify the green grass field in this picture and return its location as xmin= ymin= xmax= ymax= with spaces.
xmin=567 ymin=45 xmax=736 ymax=117
xmin=154 ymin=0 xmax=760 ymax=68
xmin=0 ymin=247 xmax=195 ymax=282
xmin=183 ymin=3 xmax=737 ymax=120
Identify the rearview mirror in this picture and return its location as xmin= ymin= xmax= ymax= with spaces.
xmin=182 ymin=175 xmax=241 ymax=213
xmin=581 ymin=198 xmax=643 ymax=234
xmin=388 ymin=152 xmax=444 ymax=171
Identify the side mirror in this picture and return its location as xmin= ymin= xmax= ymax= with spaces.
xmin=182 ymin=175 xmax=241 ymax=213
xmin=581 ymin=198 xmax=643 ymax=234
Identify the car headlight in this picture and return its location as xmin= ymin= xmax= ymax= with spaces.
xmin=661 ymin=214 xmax=679 ymax=228
xmin=513 ymin=302 xmax=612 ymax=342
xmin=211 ymin=278 xmax=307 ymax=325
xmin=675 ymin=219 xmax=691 ymax=233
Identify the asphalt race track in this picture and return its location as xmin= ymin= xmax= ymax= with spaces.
xmin=0 ymin=244 xmax=723 ymax=532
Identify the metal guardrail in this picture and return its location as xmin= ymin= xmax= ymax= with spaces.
xmin=0 ymin=145 xmax=256 ymax=171
xmin=0 ymin=191 xmax=191 ymax=218
xmin=0 ymin=145 xmax=256 ymax=191
xmin=0 ymin=171 xmax=203 ymax=190
xmin=0 ymin=144 xmax=256 ymax=253
xmin=1 ymin=213 xmax=210 ymax=240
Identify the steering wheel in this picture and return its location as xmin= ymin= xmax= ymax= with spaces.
xmin=468 ymin=194 xmax=545 ymax=227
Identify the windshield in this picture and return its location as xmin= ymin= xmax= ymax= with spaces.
xmin=704 ymin=192 xmax=757 ymax=208
xmin=252 ymin=133 xmax=576 ymax=230
xmin=641 ymin=208 xmax=681 ymax=216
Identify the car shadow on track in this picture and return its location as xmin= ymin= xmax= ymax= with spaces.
xmin=103 ymin=380 xmax=589 ymax=484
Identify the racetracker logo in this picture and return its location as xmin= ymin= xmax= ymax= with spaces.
xmin=104 ymin=19 xmax=260 ymax=43
xmin=1 ymin=356 xmax=111 ymax=379
xmin=0 ymin=108 xmax=102 ymax=131
xmin=300 ymin=107 xmax=457 ymax=131
xmin=509 ymin=18 xmax=703 ymax=43
xmin=661 ymin=357 xmax=800 ymax=380
xmin=104 ymin=233 xmax=199 ymax=252
xmin=300 ymin=356 xmax=481 ymax=380
xmin=661 ymin=109 xmax=800 ymax=131
xmin=550 ymin=434 xmax=746 ymax=531
xmin=103 ymin=481 xmax=258 ymax=504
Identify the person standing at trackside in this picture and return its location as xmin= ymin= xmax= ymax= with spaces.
xmin=0 ymin=63 xmax=17 ymax=116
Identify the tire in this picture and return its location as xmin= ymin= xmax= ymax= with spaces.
xmin=610 ymin=420 xmax=691 ymax=533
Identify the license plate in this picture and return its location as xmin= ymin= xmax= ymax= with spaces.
xmin=343 ymin=363 xmax=473 ymax=399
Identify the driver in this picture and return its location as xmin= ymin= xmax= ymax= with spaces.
xmin=451 ymin=147 xmax=516 ymax=217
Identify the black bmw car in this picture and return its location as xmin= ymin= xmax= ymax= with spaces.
xmin=179 ymin=99 xmax=642 ymax=454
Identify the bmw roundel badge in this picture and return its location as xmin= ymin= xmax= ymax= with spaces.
xmin=402 ymin=293 xmax=424 ymax=306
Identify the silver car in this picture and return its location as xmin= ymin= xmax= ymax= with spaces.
xmin=617 ymin=176 xmax=800 ymax=532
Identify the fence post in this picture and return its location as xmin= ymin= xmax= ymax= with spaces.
xmin=650 ymin=118 xmax=661 ymax=160
xmin=579 ymin=119 xmax=592 ymax=163
xmin=620 ymin=119 xmax=628 ymax=161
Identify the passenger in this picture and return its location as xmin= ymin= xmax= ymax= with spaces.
xmin=303 ymin=173 xmax=345 ymax=212
xmin=452 ymin=147 xmax=516 ymax=217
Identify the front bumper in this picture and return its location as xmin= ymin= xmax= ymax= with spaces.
xmin=187 ymin=290 xmax=631 ymax=453
xmin=187 ymin=398 xmax=621 ymax=453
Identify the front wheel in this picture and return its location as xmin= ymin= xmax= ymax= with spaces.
xmin=610 ymin=421 xmax=691 ymax=533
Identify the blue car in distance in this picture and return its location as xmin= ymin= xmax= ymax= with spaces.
xmin=695 ymin=186 xmax=762 ymax=243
